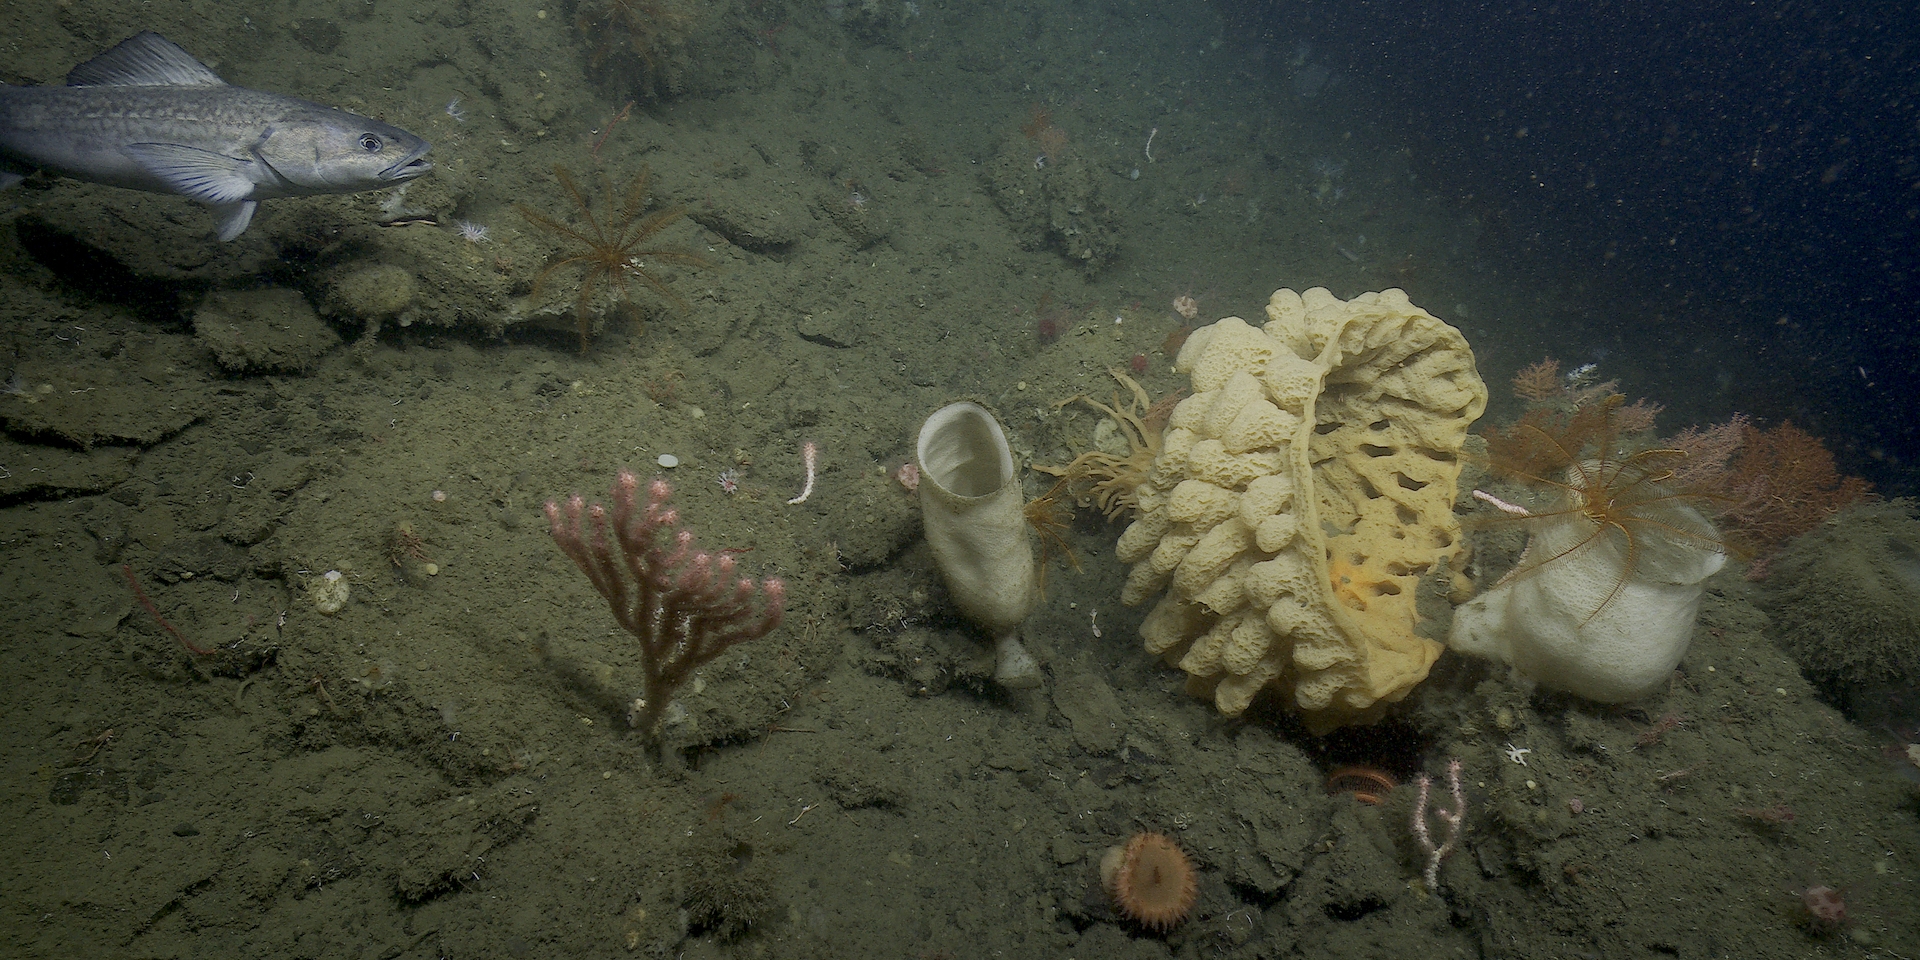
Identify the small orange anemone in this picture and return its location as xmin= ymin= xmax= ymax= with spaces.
xmin=1099 ymin=832 xmax=1198 ymax=931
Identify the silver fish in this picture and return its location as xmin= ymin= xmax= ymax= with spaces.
xmin=0 ymin=31 xmax=431 ymax=240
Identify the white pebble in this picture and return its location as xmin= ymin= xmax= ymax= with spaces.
xmin=311 ymin=569 xmax=350 ymax=615
xmin=656 ymin=454 xmax=680 ymax=468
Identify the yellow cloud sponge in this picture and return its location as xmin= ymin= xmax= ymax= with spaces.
xmin=1115 ymin=287 xmax=1486 ymax=729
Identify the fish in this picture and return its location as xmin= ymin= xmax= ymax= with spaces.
xmin=0 ymin=31 xmax=431 ymax=241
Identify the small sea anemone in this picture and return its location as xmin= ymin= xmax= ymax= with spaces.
xmin=1324 ymin=765 xmax=1397 ymax=805
xmin=1035 ymin=369 xmax=1177 ymax=520
xmin=456 ymin=220 xmax=490 ymax=243
xmin=1798 ymin=884 xmax=1848 ymax=934
xmin=1100 ymin=832 xmax=1198 ymax=932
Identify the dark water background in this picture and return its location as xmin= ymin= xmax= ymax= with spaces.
xmin=1241 ymin=0 xmax=1918 ymax=490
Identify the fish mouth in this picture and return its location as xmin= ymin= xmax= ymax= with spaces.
xmin=381 ymin=142 xmax=433 ymax=181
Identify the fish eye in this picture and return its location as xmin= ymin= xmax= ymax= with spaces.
xmin=359 ymin=133 xmax=383 ymax=152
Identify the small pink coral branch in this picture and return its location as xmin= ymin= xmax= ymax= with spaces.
xmin=546 ymin=472 xmax=785 ymax=744
xmin=787 ymin=441 xmax=818 ymax=505
xmin=1472 ymin=489 xmax=1532 ymax=516
xmin=1413 ymin=758 xmax=1466 ymax=891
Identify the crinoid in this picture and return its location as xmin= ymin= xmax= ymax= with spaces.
xmin=1025 ymin=476 xmax=1082 ymax=589
xmin=1036 ymin=369 xmax=1182 ymax=520
xmin=1474 ymin=394 xmax=1730 ymax=621
xmin=516 ymin=165 xmax=710 ymax=353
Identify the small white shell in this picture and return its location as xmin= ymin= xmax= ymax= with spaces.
xmin=311 ymin=569 xmax=350 ymax=615
xmin=656 ymin=453 xmax=680 ymax=468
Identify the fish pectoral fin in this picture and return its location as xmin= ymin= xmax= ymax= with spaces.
xmin=122 ymin=143 xmax=257 ymax=203
xmin=210 ymin=201 xmax=259 ymax=242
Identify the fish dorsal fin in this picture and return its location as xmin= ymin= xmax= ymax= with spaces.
xmin=66 ymin=32 xmax=226 ymax=88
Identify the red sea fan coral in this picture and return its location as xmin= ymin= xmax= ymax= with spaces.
xmin=1666 ymin=414 xmax=1749 ymax=490
xmin=1510 ymin=358 xmax=1565 ymax=403
xmin=1716 ymin=421 xmax=1871 ymax=555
